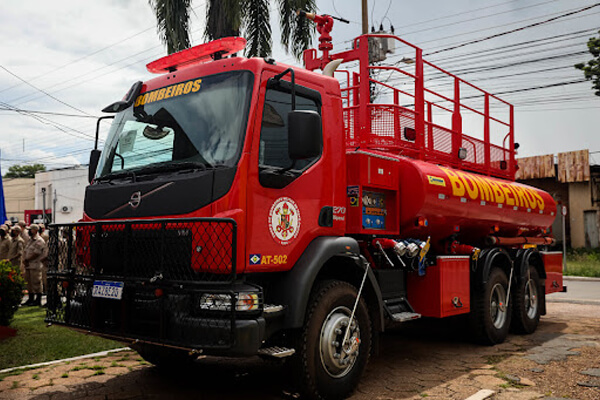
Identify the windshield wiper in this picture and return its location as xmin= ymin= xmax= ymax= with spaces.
xmin=95 ymin=169 xmax=139 ymax=183
xmin=96 ymin=161 xmax=216 ymax=183
xmin=139 ymin=161 xmax=211 ymax=174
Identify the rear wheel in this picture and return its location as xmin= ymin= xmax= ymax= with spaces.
xmin=470 ymin=267 xmax=511 ymax=345
xmin=511 ymin=265 xmax=541 ymax=334
xmin=294 ymin=280 xmax=372 ymax=400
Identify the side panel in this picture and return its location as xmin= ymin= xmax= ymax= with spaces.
xmin=541 ymin=251 xmax=563 ymax=294
xmin=406 ymin=256 xmax=470 ymax=318
xmin=244 ymin=70 xmax=346 ymax=273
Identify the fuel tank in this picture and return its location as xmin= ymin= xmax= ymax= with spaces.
xmin=346 ymin=151 xmax=557 ymax=248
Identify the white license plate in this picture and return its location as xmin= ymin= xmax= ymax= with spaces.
xmin=92 ymin=280 xmax=124 ymax=300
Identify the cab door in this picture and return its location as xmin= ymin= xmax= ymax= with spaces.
xmin=245 ymin=71 xmax=341 ymax=272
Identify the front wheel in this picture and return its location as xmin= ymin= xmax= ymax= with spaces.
xmin=294 ymin=281 xmax=372 ymax=400
xmin=470 ymin=267 xmax=511 ymax=345
xmin=511 ymin=265 xmax=541 ymax=334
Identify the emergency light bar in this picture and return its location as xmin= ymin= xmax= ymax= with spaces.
xmin=146 ymin=36 xmax=247 ymax=74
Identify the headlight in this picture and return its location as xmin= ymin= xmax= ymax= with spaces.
xmin=198 ymin=292 xmax=260 ymax=312
xmin=199 ymin=294 xmax=232 ymax=311
xmin=236 ymin=293 xmax=259 ymax=311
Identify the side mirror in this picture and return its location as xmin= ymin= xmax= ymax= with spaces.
xmin=288 ymin=110 xmax=322 ymax=160
xmin=89 ymin=150 xmax=101 ymax=183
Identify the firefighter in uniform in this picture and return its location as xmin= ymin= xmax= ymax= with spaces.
xmin=39 ymin=224 xmax=49 ymax=294
xmin=0 ymin=225 xmax=12 ymax=260
xmin=8 ymin=226 xmax=24 ymax=268
xmin=23 ymin=224 xmax=46 ymax=306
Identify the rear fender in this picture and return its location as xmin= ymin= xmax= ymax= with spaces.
xmin=515 ymin=248 xmax=545 ymax=281
xmin=271 ymin=236 xmax=385 ymax=332
xmin=475 ymin=247 xmax=513 ymax=287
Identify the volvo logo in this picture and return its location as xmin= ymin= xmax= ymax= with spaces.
xmin=105 ymin=182 xmax=174 ymax=217
xmin=129 ymin=191 xmax=142 ymax=209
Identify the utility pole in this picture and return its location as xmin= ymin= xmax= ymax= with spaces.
xmin=362 ymin=0 xmax=368 ymax=34
xmin=41 ymin=187 xmax=47 ymax=225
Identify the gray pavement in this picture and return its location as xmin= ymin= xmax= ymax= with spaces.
xmin=547 ymin=277 xmax=600 ymax=305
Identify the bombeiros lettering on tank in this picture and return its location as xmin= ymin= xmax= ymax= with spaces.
xmin=269 ymin=197 xmax=301 ymax=245
xmin=437 ymin=167 xmax=545 ymax=211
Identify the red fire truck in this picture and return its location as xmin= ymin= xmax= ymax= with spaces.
xmin=46 ymin=12 xmax=564 ymax=400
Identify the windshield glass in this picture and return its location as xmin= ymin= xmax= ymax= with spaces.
xmin=96 ymin=71 xmax=254 ymax=178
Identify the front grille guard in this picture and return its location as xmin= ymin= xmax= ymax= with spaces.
xmin=45 ymin=218 xmax=240 ymax=350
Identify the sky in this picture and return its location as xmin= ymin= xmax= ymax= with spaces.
xmin=0 ymin=0 xmax=599 ymax=173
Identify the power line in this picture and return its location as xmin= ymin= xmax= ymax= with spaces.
xmin=425 ymin=3 xmax=600 ymax=56
xmin=0 ymin=107 xmax=99 ymax=119
xmin=0 ymin=65 xmax=92 ymax=116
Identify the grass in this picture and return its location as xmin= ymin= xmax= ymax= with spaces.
xmin=0 ymin=307 xmax=122 ymax=370
xmin=565 ymin=248 xmax=600 ymax=277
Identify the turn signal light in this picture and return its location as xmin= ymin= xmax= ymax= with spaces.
xmin=415 ymin=217 xmax=428 ymax=227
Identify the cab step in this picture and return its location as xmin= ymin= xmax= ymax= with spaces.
xmin=257 ymin=346 xmax=295 ymax=359
xmin=390 ymin=312 xmax=421 ymax=323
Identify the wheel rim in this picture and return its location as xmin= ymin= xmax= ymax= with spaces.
xmin=490 ymin=283 xmax=508 ymax=329
xmin=319 ymin=306 xmax=361 ymax=378
xmin=525 ymin=278 xmax=539 ymax=319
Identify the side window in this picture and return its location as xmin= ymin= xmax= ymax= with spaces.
xmin=258 ymin=87 xmax=322 ymax=188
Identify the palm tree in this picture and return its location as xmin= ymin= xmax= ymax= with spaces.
xmin=148 ymin=0 xmax=193 ymax=55
xmin=149 ymin=0 xmax=317 ymax=59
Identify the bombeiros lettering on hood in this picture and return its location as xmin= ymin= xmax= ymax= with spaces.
xmin=134 ymin=78 xmax=202 ymax=107
xmin=437 ymin=167 xmax=546 ymax=211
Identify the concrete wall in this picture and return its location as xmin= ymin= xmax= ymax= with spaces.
xmin=568 ymin=181 xmax=596 ymax=248
xmin=35 ymin=167 xmax=88 ymax=224
xmin=2 ymin=178 xmax=35 ymax=223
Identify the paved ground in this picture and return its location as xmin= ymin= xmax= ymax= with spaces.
xmin=1 ymin=300 xmax=599 ymax=400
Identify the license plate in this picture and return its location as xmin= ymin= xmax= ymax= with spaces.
xmin=92 ymin=280 xmax=124 ymax=300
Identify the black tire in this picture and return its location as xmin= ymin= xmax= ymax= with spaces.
xmin=470 ymin=267 xmax=511 ymax=345
xmin=132 ymin=343 xmax=195 ymax=370
xmin=511 ymin=265 xmax=541 ymax=334
xmin=294 ymin=280 xmax=372 ymax=400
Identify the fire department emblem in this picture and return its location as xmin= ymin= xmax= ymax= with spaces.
xmin=269 ymin=197 xmax=301 ymax=245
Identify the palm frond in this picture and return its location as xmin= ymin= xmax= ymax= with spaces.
xmin=149 ymin=0 xmax=192 ymax=54
xmin=242 ymin=0 xmax=272 ymax=58
xmin=278 ymin=0 xmax=317 ymax=60
xmin=205 ymin=0 xmax=242 ymax=41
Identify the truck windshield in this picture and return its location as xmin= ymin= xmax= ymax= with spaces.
xmin=96 ymin=71 xmax=254 ymax=179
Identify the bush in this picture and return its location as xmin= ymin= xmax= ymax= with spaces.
xmin=0 ymin=260 xmax=25 ymax=326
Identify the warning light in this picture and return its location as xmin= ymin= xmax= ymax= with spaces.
xmin=155 ymin=288 xmax=164 ymax=298
xmin=404 ymin=127 xmax=416 ymax=141
xmin=492 ymin=225 xmax=500 ymax=233
xmin=146 ymin=37 xmax=247 ymax=74
xmin=415 ymin=217 xmax=428 ymax=227
xmin=62 ymin=281 xmax=69 ymax=289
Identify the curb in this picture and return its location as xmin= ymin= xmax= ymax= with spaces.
xmin=0 ymin=347 xmax=130 ymax=375
xmin=546 ymin=298 xmax=600 ymax=306
xmin=563 ymin=276 xmax=600 ymax=282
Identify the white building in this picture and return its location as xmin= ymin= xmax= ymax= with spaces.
xmin=35 ymin=166 xmax=88 ymax=224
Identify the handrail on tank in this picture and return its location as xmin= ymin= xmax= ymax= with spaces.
xmin=303 ymin=25 xmax=516 ymax=179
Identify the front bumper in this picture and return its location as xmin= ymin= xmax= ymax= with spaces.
xmin=46 ymin=277 xmax=266 ymax=356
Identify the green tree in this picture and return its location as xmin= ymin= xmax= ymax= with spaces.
xmin=4 ymin=164 xmax=46 ymax=178
xmin=575 ymin=30 xmax=600 ymax=96
xmin=149 ymin=0 xmax=317 ymax=59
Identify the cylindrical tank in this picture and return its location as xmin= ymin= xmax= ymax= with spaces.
xmin=397 ymin=157 xmax=557 ymax=247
